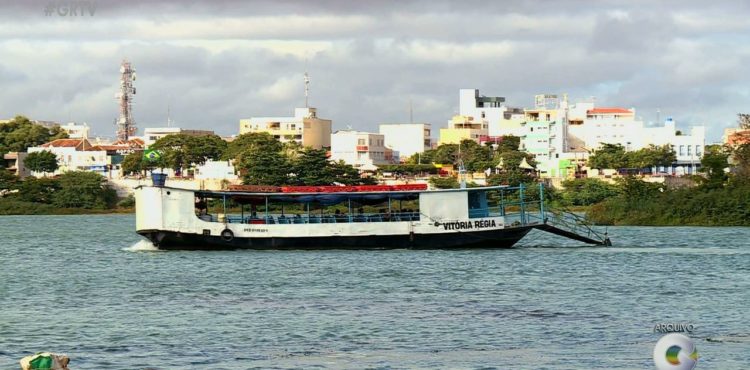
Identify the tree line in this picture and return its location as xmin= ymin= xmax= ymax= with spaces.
xmin=0 ymin=170 xmax=119 ymax=214
xmin=586 ymin=143 xmax=677 ymax=170
xmin=121 ymin=132 xmax=375 ymax=186
xmin=0 ymin=115 xmax=68 ymax=158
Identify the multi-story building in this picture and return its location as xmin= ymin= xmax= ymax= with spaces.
xmin=458 ymin=88 xmax=529 ymax=137
xmin=331 ymin=130 xmax=392 ymax=169
xmin=27 ymin=139 xmax=108 ymax=176
xmin=378 ymin=123 xmax=431 ymax=161
xmin=3 ymin=152 xmax=30 ymax=178
xmin=60 ymin=122 xmax=90 ymax=139
xmin=641 ymin=118 xmax=705 ymax=175
xmin=565 ymin=102 xmax=642 ymax=151
xmin=519 ymin=95 xmax=570 ymax=177
xmin=143 ymin=127 xmax=215 ymax=147
xmin=515 ymin=95 xmax=706 ymax=178
xmin=239 ymin=107 xmax=332 ymax=149
xmin=438 ymin=115 xmax=488 ymax=145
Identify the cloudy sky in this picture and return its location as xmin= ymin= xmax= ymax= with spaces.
xmin=0 ymin=0 xmax=748 ymax=141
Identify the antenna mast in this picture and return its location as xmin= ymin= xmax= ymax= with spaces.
xmin=409 ymin=98 xmax=413 ymax=124
xmin=116 ymin=59 xmax=136 ymax=141
xmin=304 ymin=71 xmax=310 ymax=108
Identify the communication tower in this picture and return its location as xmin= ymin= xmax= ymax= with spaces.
xmin=116 ymin=59 xmax=137 ymax=141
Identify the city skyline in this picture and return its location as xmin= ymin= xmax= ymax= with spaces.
xmin=0 ymin=0 xmax=748 ymax=141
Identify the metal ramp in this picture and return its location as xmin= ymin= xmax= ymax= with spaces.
xmin=531 ymin=209 xmax=612 ymax=246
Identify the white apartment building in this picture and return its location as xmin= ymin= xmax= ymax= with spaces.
xmin=515 ymin=95 xmax=706 ymax=178
xmin=143 ymin=127 xmax=215 ymax=147
xmin=60 ymin=122 xmax=90 ymax=139
xmin=239 ymin=107 xmax=332 ymax=149
xmin=194 ymin=160 xmax=238 ymax=180
xmin=27 ymin=139 xmax=108 ymax=176
xmin=459 ymin=89 xmax=507 ymax=136
xmin=566 ymin=103 xmax=643 ymax=151
xmin=642 ymin=117 xmax=705 ymax=175
xmin=379 ymin=123 xmax=431 ymax=161
xmin=331 ymin=130 xmax=392 ymax=169
xmin=519 ymin=95 xmax=570 ymax=177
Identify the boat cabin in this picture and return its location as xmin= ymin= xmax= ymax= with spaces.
xmin=189 ymin=184 xmax=542 ymax=226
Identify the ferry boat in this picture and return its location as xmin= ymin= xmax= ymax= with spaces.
xmin=133 ymin=179 xmax=570 ymax=250
xmin=134 ymin=172 xmax=613 ymax=250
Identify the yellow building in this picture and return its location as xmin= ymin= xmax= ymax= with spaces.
xmin=438 ymin=115 xmax=488 ymax=145
xmin=239 ymin=107 xmax=332 ymax=149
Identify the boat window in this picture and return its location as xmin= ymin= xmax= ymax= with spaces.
xmin=468 ymin=190 xmax=489 ymax=218
xmin=194 ymin=191 xmax=421 ymax=224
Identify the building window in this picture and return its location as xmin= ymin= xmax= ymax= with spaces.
xmin=679 ymin=145 xmax=685 ymax=156
xmin=687 ymin=145 xmax=692 ymax=156
xmin=358 ymin=139 xmax=365 ymax=145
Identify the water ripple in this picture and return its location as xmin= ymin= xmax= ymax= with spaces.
xmin=0 ymin=215 xmax=748 ymax=369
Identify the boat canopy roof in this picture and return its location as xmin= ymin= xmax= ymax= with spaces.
xmin=189 ymin=185 xmax=510 ymax=206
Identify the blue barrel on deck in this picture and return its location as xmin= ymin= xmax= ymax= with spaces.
xmin=151 ymin=173 xmax=167 ymax=187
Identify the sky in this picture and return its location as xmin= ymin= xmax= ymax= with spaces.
xmin=0 ymin=0 xmax=748 ymax=142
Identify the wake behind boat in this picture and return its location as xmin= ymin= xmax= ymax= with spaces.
xmin=135 ymin=178 xmax=610 ymax=250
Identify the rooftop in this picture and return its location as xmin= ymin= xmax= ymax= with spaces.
xmin=40 ymin=138 xmax=92 ymax=151
xmin=587 ymin=108 xmax=633 ymax=114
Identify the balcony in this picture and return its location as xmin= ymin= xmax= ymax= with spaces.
xmin=356 ymin=145 xmax=369 ymax=151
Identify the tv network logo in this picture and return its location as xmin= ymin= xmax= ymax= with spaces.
xmin=653 ymin=333 xmax=699 ymax=370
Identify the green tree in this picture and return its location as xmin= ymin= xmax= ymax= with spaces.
xmin=560 ymin=178 xmax=619 ymax=206
xmin=238 ymin=150 xmax=289 ymax=186
xmin=223 ymin=132 xmax=282 ymax=161
xmin=121 ymin=151 xmax=144 ymax=176
xmin=16 ymin=177 xmax=60 ymax=203
xmin=699 ymin=145 xmax=729 ymax=189
xmin=0 ymin=168 xmax=18 ymax=192
xmin=24 ymin=151 xmax=59 ymax=174
xmin=731 ymin=143 xmax=750 ymax=180
xmin=494 ymin=135 xmax=521 ymax=154
xmin=291 ymin=148 xmax=334 ymax=185
xmin=614 ymin=175 xmax=662 ymax=199
xmin=429 ymin=176 xmax=459 ymax=189
xmin=151 ymin=134 xmax=227 ymax=173
xmin=329 ymin=160 xmax=376 ymax=185
xmin=627 ymin=144 xmax=676 ymax=169
xmin=184 ymin=135 xmax=228 ymax=166
xmin=52 ymin=171 xmax=117 ymax=209
xmin=0 ymin=116 xmax=68 ymax=155
xmin=588 ymin=143 xmax=628 ymax=169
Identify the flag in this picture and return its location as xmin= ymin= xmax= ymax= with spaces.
xmin=143 ymin=149 xmax=161 ymax=162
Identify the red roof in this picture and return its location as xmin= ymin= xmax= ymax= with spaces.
xmin=40 ymin=138 xmax=92 ymax=150
xmin=587 ymin=108 xmax=632 ymax=114
xmin=112 ymin=138 xmax=144 ymax=147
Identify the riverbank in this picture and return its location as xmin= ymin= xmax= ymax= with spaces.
xmin=584 ymin=178 xmax=750 ymax=226
xmin=0 ymin=199 xmax=133 ymax=215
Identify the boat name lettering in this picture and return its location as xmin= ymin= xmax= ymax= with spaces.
xmin=243 ymin=228 xmax=268 ymax=233
xmin=442 ymin=219 xmax=496 ymax=230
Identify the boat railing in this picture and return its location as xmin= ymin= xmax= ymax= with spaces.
xmin=541 ymin=209 xmax=609 ymax=242
xmin=198 ymin=211 xmax=424 ymax=225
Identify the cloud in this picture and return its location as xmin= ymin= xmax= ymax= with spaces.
xmin=0 ymin=0 xmax=748 ymax=141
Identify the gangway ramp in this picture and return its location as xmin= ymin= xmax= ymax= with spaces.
xmin=531 ymin=209 xmax=611 ymax=246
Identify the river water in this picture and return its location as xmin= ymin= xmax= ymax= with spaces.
xmin=0 ymin=215 xmax=748 ymax=369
